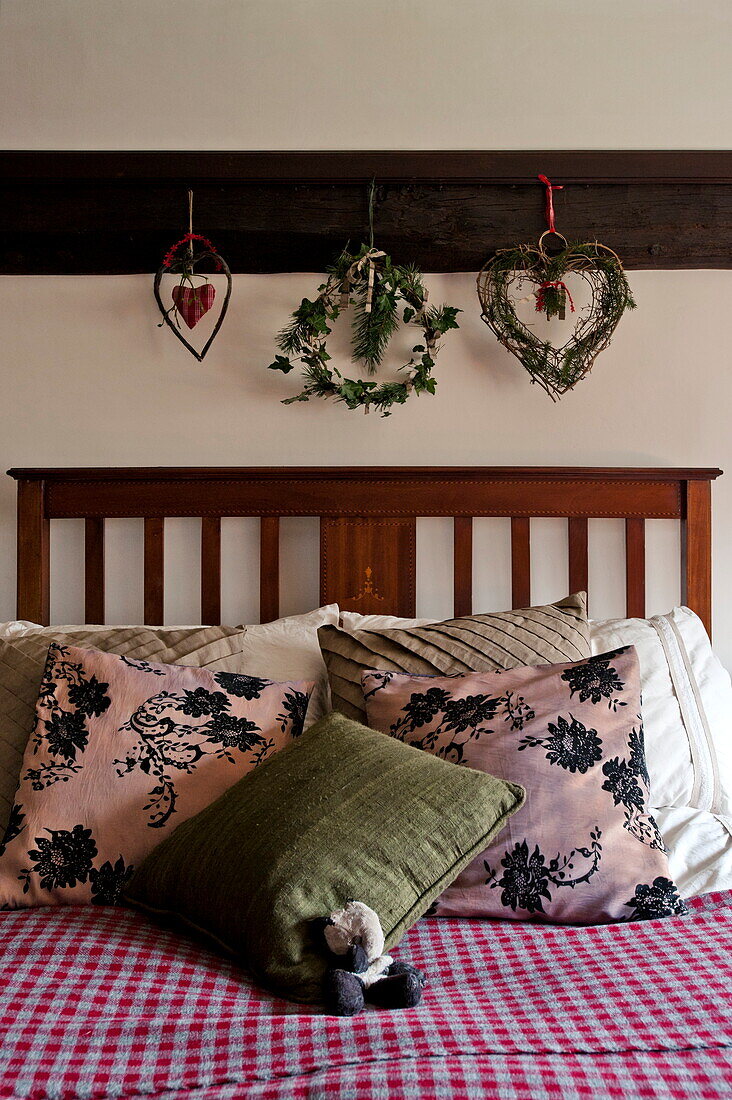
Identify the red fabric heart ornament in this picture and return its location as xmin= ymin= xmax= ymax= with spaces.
xmin=172 ymin=283 xmax=216 ymax=329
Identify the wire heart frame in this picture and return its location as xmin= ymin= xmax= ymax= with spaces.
xmin=477 ymin=237 xmax=635 ymax=400
xmin=154 ymin=244 xmax=232 ymax=362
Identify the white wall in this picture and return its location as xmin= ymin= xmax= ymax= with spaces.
xmin=1 ymin=0 xmax=731 ymax=149
xmin=0 ymin=2 xmax=731 ymax=661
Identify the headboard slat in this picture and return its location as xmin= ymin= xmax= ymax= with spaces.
xmin=511 ymin=517 xmax=532 ymax=609
xmin=568 ymin=517 xmax=589 ymax=596
xmin=259 ymin=516 xmax=280 ymax=623
xmin=16 ymin=478 xmax=49 ymax=626
xmin=625 ymin=518 xmax=646 ymax=618
xmin=200 ymin=517 xmax=222 ymax=625
xmin=84 ymin=517 xmax=105 ymax=623
xmin=683 ymin=479 xmax=714 ymax=634
xmin=453 ymin=517 xmax=473 ymax=618
xmin=143 ymin=518 xmax=165 ymax=626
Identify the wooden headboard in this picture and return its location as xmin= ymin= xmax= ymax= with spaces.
xmin=7 ymin=466 xmax=722 ymax=635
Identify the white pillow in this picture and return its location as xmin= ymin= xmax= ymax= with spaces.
xmin=591 ymin=607 xmax=732 ymax=819
xmin=0 ymin=620 xmax=52 ymax=638
xmin=338 ymin=612 xmax=433 ymax=631
xmin=234 ymin=606 xmax=339 ymax=727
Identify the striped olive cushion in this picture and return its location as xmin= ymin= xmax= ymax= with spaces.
xmin=318 ymin=593 xmax=590 ymax=725
xmin=0 ymin=626 xmax=251 ymax=836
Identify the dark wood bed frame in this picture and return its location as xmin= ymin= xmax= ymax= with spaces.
xmin=7 ymin=466 xmax=722 ymax=636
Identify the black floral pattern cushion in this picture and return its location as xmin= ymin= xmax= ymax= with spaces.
xmin=0 ymin=643 xmax=313 ymax=909
xmin=362 ymin=647 xmax=687 ymax=925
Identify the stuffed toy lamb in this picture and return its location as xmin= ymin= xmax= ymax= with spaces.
xmin=314 ymin=899 xmax=426 ymax=1016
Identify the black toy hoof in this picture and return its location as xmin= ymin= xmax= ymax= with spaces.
xmin=387 ymin=961 xmax=426 ymax=987
xmin=324 ymin=969 xmax=365 ymax=1017
xmin=367 ymin=971 xmax=424 ymax=1010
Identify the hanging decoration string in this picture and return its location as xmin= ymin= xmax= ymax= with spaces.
xmin=338 ymin=180 xmax=386 ymax=315
xmin=188 ymin=189 xmax=194 ymax=265
xmin=368 ymin=177 xmax=376 ymax=249
xmin=365 ymin=178 xmax=378 ymax=313
xmin=538 ymin=173 xmax=563 ymax=235
xmin=162 ymin=190 xmax=223 ymax=273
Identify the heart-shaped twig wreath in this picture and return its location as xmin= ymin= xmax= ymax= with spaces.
xmin=477 ymin=239 xmax=636 ymax=400
xmin=477 ymin=237 xmax=636 ymax=401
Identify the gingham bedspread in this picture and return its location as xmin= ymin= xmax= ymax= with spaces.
xmin=0 ymin=892 xmax=730 ymax=1100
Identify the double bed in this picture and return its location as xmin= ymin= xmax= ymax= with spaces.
xmin=1 ymin=464 xmax=730 ymax=1099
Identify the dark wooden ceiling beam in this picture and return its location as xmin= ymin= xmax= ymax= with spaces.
xmin=1 ymin=151 xmax=731 ymax=272
xmin=4 ymin=150 xmax=732 ymax=184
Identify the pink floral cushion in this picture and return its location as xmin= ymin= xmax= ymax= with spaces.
xmin=362 ymin=647 xmax=686 ymax=924
xmin=0 ymin=644 xmax=313 ymax=908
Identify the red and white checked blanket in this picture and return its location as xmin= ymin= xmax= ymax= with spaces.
xmin=0 ymin=890 xmax=730 ymax=1099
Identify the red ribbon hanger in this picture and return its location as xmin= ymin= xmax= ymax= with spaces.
xmin=538 ymin=174 xmax=563 ymax=235
xmin=535 ymin=175 xmax=573 ymax=315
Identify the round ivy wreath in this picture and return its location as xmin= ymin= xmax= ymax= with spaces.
xmin=268 ymin=244 xmax=460 ymax=416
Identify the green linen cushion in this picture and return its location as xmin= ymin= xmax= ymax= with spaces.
xmin=124 ymin=711 xmax=524 ymax=1003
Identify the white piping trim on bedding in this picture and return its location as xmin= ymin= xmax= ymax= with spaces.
xmin=668 ymin=614 xmax=722 ymax=815
xmin=651 ymin=614 xmax=720 ymax=814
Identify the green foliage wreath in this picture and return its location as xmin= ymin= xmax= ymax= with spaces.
xmin=268 ymin=245 xmax=460 ymax=416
